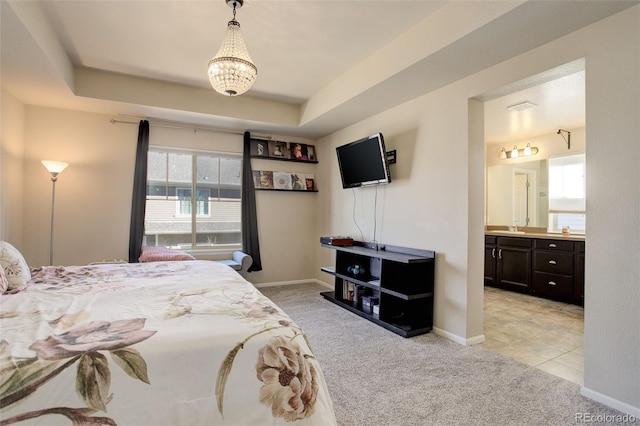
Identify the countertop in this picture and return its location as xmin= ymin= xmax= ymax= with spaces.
xmin=485 ymin=230 xmax=585 ymax=242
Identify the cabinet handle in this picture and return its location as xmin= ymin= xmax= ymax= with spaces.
xmin=548 ymin=281 xmax=557 ymax=286
xmin=549 ymin=243 xmax=557 ymax=248
xmin=492 ymin=248 xmax=496 ymax=258
xmin=498 ymin=248 xmax=502 ymax=259
xmin=548 ymin=260 xmax=557 ymax=265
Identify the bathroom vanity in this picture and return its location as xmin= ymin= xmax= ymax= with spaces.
xmin=484 ymin=230 xmax=585 ymax=305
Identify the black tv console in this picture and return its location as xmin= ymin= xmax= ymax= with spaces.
xmin=320 ymin=241 xmax=435 ymax=337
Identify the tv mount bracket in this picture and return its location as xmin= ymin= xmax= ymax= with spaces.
xmin=386 ymin=150 xmax=397 ymax=164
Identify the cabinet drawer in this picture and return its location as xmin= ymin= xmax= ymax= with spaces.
xmin=533 ymin=272 xmax=574 ymax=297
xmin=534 ymin=239 xmax=573 ymax=252
xmin=485 ymin=236 xmax=497 ymax=245
xmin=534 ymin=251 xmax=573 ymax=274
xmin=497 ymin=237 xmax=532 ymax=248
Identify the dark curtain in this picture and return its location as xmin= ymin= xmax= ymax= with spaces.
xmin=241 ymin=131 xmax=262 ymax=271
xmin=128 ymin=120 xmax=150 ymax=263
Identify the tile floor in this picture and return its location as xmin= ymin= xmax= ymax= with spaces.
xmin=481 ymin=286 xmax=584 ymax=385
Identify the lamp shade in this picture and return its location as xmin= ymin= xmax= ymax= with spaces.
xmin=41 ymin=160 xmax=69 ymax=175
xmin=208 ymin=19 xmax=257 ymax=96
xmin=511 ymin=146 xmax=519 ymax=158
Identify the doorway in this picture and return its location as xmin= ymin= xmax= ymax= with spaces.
xmin=479 ymin=62 xmax=586 ymax=384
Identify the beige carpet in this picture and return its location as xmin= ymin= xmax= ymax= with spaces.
xmin=260 ymin=282 xmax=631 ymax=426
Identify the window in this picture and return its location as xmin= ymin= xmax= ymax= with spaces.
xmin=144 ymin=147 xmax=242 ymax=250
xmin=548 ymin=153 xmax=585 ymax=234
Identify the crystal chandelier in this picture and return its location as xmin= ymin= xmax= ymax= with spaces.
xmin=208 ymin=0 xmax=257 ymax=96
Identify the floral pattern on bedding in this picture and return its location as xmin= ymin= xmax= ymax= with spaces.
xmin=1 ymin=318 xmax=155 ymax=425
xmin=0 ymin=261 xmax=335 ymax=426
xmin=28 ymin=262 xmax=192 ymax=292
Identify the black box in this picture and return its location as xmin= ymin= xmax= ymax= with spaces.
xmin=362 ymin=296 xmax=379 ymax=314
xmin=320 ymin=236 xmax=353 ymax=246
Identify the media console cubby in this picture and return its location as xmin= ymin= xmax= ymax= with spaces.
xmin=320 ymin=241 xmax=435 ymax=337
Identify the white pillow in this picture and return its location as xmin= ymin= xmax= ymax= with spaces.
xmin=0 ymin=241 xmax=31 ymax=291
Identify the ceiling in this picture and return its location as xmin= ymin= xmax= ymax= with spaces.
xmin=1 ymin=1 xmax=634 ymax=140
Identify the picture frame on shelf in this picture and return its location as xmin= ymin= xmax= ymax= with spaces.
xmin=305 ymin=174 xmax=316 ymax=191
xmin=307 ymin=145 xmax=317 ymax=161
xmin=268 ymin=141 xmax=289 ymax=159
xmin=250 ymin=138 xmax=317 ymax=163
xmin=250 ymin=139 xmax=269 ymax=157
xmin=253 ymin=170 xmax=274 ymax=189
xmin=289 ymin=142 xmax=310 ymax=161
xmin=290 ymin=172 xmax=306 ymax=190
xmin=273 ymin=172 xmax=293 ymax=190
xmin=253 ymin=170 xmax=318 ymax=192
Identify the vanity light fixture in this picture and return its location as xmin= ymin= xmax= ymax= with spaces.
xmin=499 ymin=144 xmax=539 ymax=160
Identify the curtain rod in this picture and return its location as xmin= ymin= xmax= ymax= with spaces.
xmin=109 ymin=118 xmax=272 ymax=140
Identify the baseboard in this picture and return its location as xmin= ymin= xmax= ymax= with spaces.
xmin=580 ymin=386 xmax=640 ymax=418
xmin=255 ymin=282 xmax=487 ymax=346
xmin=253 ymin=278 xmax=332 ymax=290
xmin=433 ymin=327 xmax=485 ymax=346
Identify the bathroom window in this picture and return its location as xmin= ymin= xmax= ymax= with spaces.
xmin=548 ymin=153 xmax=585 ymax=234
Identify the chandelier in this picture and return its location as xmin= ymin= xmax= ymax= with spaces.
xmin=208 ymin=0 xmax=257 ymax=96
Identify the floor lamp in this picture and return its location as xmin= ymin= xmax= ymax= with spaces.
xmin=41 ymin=160 xmax=69 ymax=266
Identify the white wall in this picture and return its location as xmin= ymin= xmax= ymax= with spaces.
xmin=581 ymin=6 xmax=639 ymax=415
xmin=315 ymin=6 xmax=639 ymax=415
xmin=15 ymin=106 xmax=319 ymax=284
xmin=22 ymin=107 xmax=138 ymax=266
xmin=0 ymin=89 xmax=25 ymax=246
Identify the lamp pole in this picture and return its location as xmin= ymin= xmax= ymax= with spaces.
xmin=41 ymin=160 xmax=69 ymax=266
xmin=49 ymin=173 xmax=58 ymax=266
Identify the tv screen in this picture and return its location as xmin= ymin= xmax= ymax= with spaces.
xmin=336 ymin=133 xmax=391 ymax=188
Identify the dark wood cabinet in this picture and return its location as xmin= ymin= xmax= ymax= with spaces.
xmin=575 ymin=241 xmax=585 ymax=303
xmin=320 ymin=241 xmax=435 ymax=337
xmin=484 ymin=234 xmax=585 ymax=305
xmin=484 ymin=236 xmax=497 ymax=285
xmin=485 ymin=236 xmax=532 ymax=292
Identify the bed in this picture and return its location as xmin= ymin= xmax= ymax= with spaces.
xmin=0 ymin=257 xmax=337 ymax=425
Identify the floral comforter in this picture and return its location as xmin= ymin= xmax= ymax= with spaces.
xmin=0 ymin=261 xmax=336 ymax=425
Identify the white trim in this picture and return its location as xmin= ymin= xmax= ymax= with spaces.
xmin=580 ymin=387 xmax=640 ymax=418
xmin=433 ymin=327 xmax=486 ymax=346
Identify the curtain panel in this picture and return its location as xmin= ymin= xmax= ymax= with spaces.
xmin=242 ymin=131 xmax=262 ymax=271
xmin=128 ymin=120 xmax=149 ymax=263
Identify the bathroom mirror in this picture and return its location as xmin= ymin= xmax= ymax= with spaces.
xmin=486 ymin=159 xmax=548 ymax=228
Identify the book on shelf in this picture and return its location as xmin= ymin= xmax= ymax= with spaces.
xmin=353 ymin=284 xmax=367 ymax=306
xmin=343 ymin=280 xmax=355 ymax=301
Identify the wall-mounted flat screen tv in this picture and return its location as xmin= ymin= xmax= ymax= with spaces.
xmin=336 ymin=133 xmax=391 ymax=188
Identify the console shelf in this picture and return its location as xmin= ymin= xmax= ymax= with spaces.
xmin=320 ymin=241 xmax=435 ymax=337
